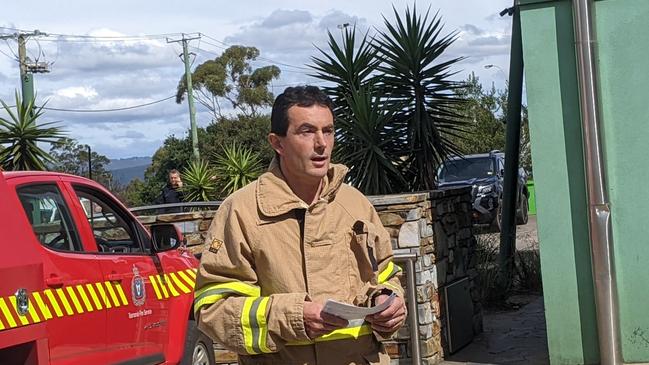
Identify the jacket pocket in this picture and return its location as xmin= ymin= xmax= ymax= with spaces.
xmin=350 ymin=220 xmax=380 ymax=284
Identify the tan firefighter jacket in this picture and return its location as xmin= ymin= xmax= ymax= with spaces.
xmin=194 ymin=160 xmax=405 ymax=365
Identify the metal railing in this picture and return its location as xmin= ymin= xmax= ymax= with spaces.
xmin=129 ymin=201 xmax=222 ymax=216
xmin=394 ymin=253 xmax=422 ymax=365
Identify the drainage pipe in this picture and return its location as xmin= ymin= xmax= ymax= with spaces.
xmin=571 ymin=1 xmax=621 ymax=364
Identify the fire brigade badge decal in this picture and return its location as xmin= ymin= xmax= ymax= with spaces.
xmin=209 ymin=238 xmax=223 ymax=254
xmin=131 ymin=266 xmax=146 ymax=306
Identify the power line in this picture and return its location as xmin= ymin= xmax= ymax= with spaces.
xmin=41 ymin=95 xmax=175 ymax=113
xmin=47 ymin=31 xmax=186 ymax=39
xmin=3 ymin=39 xmax=18 ymax=58
xmin=0 ymin=45 xmax=16 ymax=61
xmin=37 ymin=33 xmax=188 ymax=44
xmin=199 ymin=34 xmax=311 ymax=71
xmin=0 ymin=26 xmax=32 ymax=33
xmin=189 ymin=45 xmax=313 ymax=75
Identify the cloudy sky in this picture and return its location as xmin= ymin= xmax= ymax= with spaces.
xmin=1 ymin=0 xmax=514 ymax=159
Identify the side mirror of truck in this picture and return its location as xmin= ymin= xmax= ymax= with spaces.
xmin=150 ymin=223 xmax=185 ymax=252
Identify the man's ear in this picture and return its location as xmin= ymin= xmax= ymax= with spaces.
xmin=268 ymin=133 xmax=283 ymax=156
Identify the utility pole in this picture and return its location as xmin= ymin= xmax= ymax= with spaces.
xmin=498 ymin=5 xmax=524 ymax=294
xmin=0 ymin=30 xmax=49 ymax=110
xmin=167 ymin=33 xmax=201 ymax=160
xmin=18 ymin=34 xmax=34 ymax=109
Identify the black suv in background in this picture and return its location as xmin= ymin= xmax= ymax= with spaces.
xmin=437 ymin=151 xmax=529 ymax=230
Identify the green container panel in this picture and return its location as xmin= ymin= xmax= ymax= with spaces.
xmin=520 ymin=0 xmax=649 ymax=363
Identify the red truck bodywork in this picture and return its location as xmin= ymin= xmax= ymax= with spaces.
xmin=0 ymin=171 xmax=200 ymax=365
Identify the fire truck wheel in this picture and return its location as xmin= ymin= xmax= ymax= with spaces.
xmin=182 ymin=320 xmax=216 ymax=365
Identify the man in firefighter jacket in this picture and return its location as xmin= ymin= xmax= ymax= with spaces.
xmin=195 ymin=86 xmax=406 ymax=364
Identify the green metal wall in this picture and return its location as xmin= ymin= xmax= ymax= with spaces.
xmin=519 ymin=0 xmax=649 ymax=363
xmin=596 ymin=1 xmax=649 ymax=362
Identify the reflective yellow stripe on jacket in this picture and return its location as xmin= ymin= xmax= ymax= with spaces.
xmin=241 ymin=296 xmax=272 ymax=354
xmin=193 ymin=282 xmax=260 ymax=315
xmin=194 ymin=282 xmax=274 ymax=355
xmin=378 ymin=260 xmax=402 ymax=291
xmin=287 ymin=322 xmax=374 ymax=346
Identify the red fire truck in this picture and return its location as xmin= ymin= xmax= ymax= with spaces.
xmin=0 ymin=171 xmax=215 ymax=365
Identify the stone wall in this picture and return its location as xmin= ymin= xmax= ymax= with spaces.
xmin=368 ymin=187 xmax=481 ymax=364
xmin=137 ymin=186 xmax=481 ymax=364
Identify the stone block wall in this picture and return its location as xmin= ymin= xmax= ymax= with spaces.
xmin=367 ymin=187 xmax=481 ymax=364
xmin=137 ymin=186 xmax=481 ymax=364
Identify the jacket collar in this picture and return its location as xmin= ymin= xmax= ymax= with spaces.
xmin=256 ymin=157 xmax=348 ymax=217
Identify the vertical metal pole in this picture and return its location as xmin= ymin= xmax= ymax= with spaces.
xmin=405 ymin=258 xmax=421 ymax=364
xmin=572 ymin=0 xmax=620 ymax=363
xmin=499 ymin=5 xmax=524 ymax=291
xmin=395 ymin=253 xmax=421 ymax=365
xmin=182 ymin=37 xmax=200 ymax=161
xmin=87 ymin=145 xmax=92 ymax=181
xmin=18 ymin=35 xmax=34 ymax=110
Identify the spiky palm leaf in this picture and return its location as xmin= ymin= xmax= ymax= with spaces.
xmin=311 ymin=27 xmax=408 ymax=194
xmin=213 ymin=143 xmax=263 ymax=198
xmin=375 ymin=5 xmax=468 ymax=190
xmin=181 ymin=159 xmax=217 ymax=202
xmin=0 ymin=92 xmax=65 ymax=171
xmin=336 ymin=84 xmax=408 ymax=194
xmin=310 ymin=26 xmax=380 ymax=104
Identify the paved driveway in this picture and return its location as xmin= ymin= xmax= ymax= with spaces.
xmin=441 ymin=295 xmax=549 ymax=365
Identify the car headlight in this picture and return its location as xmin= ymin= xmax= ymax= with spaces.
xmin=477 ymin=185 xmax=493 ymax=194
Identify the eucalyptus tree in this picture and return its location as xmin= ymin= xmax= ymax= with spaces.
xmin=176 ymin=45 xmax=281 ymax=119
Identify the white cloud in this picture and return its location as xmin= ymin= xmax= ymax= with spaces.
xmin=53 ymin=85 xmax=98 ymax=99
xmin=261 ymin=10 xmax=313 ymax=28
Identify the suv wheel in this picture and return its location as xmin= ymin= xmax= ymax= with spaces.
xmin=493 ymin=201 xmax=503 ymax=232
xmin=182 ymin=320 xmax=216 ymax=365
xmin=516 ymin=195 xmax=529 ymax=225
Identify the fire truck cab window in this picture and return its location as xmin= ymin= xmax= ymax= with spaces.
xmin=17 ymin=184 xmax=83 ymax=252
xmin=74 ymin=188 xmax=144 ymax=254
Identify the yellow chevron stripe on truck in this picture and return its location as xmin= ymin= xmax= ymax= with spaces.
xmin=0 ymin=268 xmax=195 ymax=332
xmin=148 ymin=269 xmax=197 ymax=300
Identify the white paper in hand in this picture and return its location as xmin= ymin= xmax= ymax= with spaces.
xmin=322 ymin=293 xmax=396 ymax=320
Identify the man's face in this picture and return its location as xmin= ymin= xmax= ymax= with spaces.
xmin=270 ymin=105 xmax=335 ymax=184
xmin=169 ymin=173 xmax=182 ymax=188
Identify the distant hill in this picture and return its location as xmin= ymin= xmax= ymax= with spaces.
xmin=107 ymin=157 xmax=152 ymax=171
xmin=108 ymin=157 xmax=151 ymax=185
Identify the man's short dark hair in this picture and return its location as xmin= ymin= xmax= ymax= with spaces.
xmin=270 ymin=86 xmax=334 ymax=136
xmin=168 ymin=169 xmax=180 ymax=176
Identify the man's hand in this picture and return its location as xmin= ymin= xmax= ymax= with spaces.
xmin=365 ymin=294 xmax=406 ymax=333
xmin=303 ymin=301 xmax=348 ymax=339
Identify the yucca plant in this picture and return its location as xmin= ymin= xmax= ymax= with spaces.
xmin=213 ymin=143 xmax=263 ymax=198
xmin=0 ymin=92 xmax=65 ymax=171
xmin=181 ymin=159 xmax=217 ymax=202
xmin=336 ymin=83 xmax=408 ymax=194
xmin=375 ymin=5 xmax=468 ymax=190
xmin=310 ymin=6 xmax=468 ymax=193
xmin=311 ymin=26 xmax=380 ymax=109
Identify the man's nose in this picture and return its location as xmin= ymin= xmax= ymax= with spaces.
xmin=314 ymin=131 xmax=327 ymax=149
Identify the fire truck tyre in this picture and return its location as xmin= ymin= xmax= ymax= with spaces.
xmin=182 ymin=320 xmax=216 ymax=365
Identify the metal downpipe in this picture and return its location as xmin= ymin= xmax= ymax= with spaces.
xmin=571 ymin=0 xmax=621 ymax=364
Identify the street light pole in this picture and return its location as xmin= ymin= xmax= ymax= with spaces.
xmin=87 ymin=145 xmax=92 ymax=181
